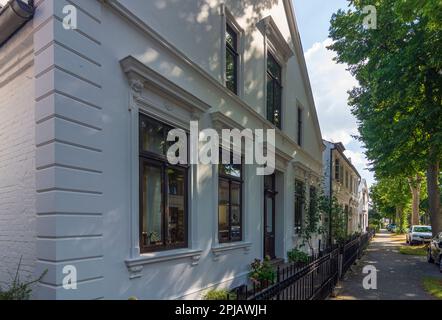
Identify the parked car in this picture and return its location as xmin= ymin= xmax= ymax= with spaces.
xmin=427 ymin=232 xmax=442 ymax=273
xmin=406 ymin=225 xmax=432 ymax=245
xmin=387 ymin=224 xmax=396 ymax=232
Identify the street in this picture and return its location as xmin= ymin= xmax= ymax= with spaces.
xmin=334 ymin=230 xmax=442 ymax=300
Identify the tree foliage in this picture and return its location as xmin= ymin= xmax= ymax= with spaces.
xmin=328 ymin=0 xmax=442 ymax=233
xmin=370 ymin=175 xmax=412 ymax=232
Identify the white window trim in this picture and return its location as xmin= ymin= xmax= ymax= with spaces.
xmin=220 ymin=4 xmax=245 ymax=98
xmin=120 ymin=56 xmax=211 ymax=279
xmin=210 ymin=112 xmax=251 ymax=257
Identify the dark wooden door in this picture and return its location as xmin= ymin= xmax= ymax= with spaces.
xmin=264 ymin=175 xmax=277 ymax=259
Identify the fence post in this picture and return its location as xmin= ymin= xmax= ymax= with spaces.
xmin=338 ymin=245 xmax=343 ymax=279
xmin=277 ymin=265 xmax=280 ymax=300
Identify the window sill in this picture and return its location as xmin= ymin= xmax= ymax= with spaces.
xmin=211 ymin=242 xmax=252 ymax=260
xmin=125 ymin=248 xmax=203 ymax=279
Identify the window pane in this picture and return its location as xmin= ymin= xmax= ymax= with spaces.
xmin=218 ymin=180 xmax=229 ymax=242
xmin=231 ymin=182 xmax=240 ymax=205
xmin=226 ymin=50 xmax=236 ymax=93
xmin=231 ymin=205 xmax=241 ymax=241
xmin=267 ymin=53 xmax=281 ymax=81
xmin=166 ymin=168 xmax=186 ymax=246
xmin=220 ymin=163 xmax=241 ymax=178
xmin=141 ymin=163 xmax=163 ymax=248
xmin=274 ymin=83 xmax=282 ymax=128
xmin=267 ymin=75 xmax=274 ymax=122
xmin=297 ymin=108 xmax=302 ymax=145
xmin=226 ymin=25 xmax=237 ymax=50
xmin=140 ymin=116 xmax=165 ymax=155
xmin=219 ymin=179 xmax=229 ymax=202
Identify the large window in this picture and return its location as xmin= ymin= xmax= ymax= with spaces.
xmin=334 ymin=159 xmax=340 ymax=181
xmin=297 ymin=107 xmax=303 ymax=146
xmin=266 ymin=52 xmax=282 ymax=129
xmin=225 ymin=24 xmax=238 ymax=94
xmin=139 ymin=114 xmax=188 ymax=252
xmin=308 ymin=186 xmax=318 ymax=224
xmin=218 ymin=151 xmax=243 ymax=243
xmin=294 ymin=180 xmax=305 ymax=233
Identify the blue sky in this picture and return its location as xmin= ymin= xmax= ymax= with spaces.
xmin=292 ymin=0 xmax=375 ymax=188
xmin=292 ymin=0 xmax=349 ymax=49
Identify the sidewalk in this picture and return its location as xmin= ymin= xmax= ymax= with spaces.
xmin=333 ymin=230 xmax=442 ymax=300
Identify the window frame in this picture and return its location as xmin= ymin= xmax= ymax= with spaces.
xmin=266 ymin=51 xmax=283 ymax=129
xmin=139 ymin=113 xmax=189 ymax=253
xmin=334 ymin=159 xmax=340 ymax=182
xmin=297 ymin=106 xmax=303 ymax=146
xmin=221 ymin=5 xmax=244 ymax=98
xmin=218 ymin=151 xmax=243 ymax=243
xmin=225 ymin=23 xmax=239 ymax=94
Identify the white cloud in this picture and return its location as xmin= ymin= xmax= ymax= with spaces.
xmin=305 ymin=38 xmax=375 ymax=187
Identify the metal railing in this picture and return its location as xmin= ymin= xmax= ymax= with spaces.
xmin=232 ymin=231 xmax=374 ymax=301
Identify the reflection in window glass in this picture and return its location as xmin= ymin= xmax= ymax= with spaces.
xmin=266 ymin=52 xmax=282 ymax=129
xmin=167 ymin=168 xmax=185 ymax=246
xmin=141 ymin=164 xmax=163 ymax=248
xmin=218 ymin=180 xmax=230 ymax=242
xmin=218 ymin=152 xmax=243 ymax=243
xmin=140 ymin=117 xmax=165 ymax=155
xmin=139 ymin=114 xmax=188 ymax=252
xmin=226 ymin=24 xmax=238 ymax=94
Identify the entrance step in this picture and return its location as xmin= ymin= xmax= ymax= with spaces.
xmin=269 ymin=258 xmax=285 ymax=267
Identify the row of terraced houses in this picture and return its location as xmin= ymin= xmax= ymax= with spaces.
xmin=0 ymin=0 xmax=369 ymax=299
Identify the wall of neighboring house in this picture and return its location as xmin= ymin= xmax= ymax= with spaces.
xmin=358 ymin=180 xmax=369 ymax=233
xmin=332 ymin=149 xmax=360 ymax=235
xmin=30 ymin=0 xmax=324 ymax=300
xmin=323 ymin=141 xmax=362 ymax=236
xmin=0 ymin=22 xmax=36 ymax=289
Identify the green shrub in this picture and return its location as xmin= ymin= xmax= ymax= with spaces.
xmin=368 ymin=223 xmax=380 ymax=232
xmin=249 ymin=256 xmax=276 ymax=284
xmin=287 ymin=248 xmax=309 ymax=264
xmin=203 ymin=289 xmax=236 ymax=300
xmin=0 ymin=257 xmax=47 ymax=300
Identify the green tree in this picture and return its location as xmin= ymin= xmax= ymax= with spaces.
xmin=328 ymin=0 xmax=442 ymax=234
xmin=371 ymin=176 xmax=412 ymax=233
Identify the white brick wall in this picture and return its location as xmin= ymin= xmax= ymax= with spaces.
xmin=0 ymin=64 xmax=36 ymax=287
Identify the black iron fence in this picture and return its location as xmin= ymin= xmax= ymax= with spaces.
xmin=232 ymin=230 xmax=375 ymax=300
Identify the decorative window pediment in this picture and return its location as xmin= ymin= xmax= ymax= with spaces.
xmin=120 ymin=56 xmax=211 ymax=127
xmin=259 ymin=16 xmax=294 ymax=63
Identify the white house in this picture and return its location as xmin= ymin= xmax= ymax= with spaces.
xmin=0 ymin=0 xmax=324 ymax=299
xmin=358 ymin=179 xmax=369 ymax=233
xmin=322 ymin=140 xmax=362 ymax=236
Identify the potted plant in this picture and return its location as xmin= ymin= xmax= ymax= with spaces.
xmin=248 ymin=256 xmax=276 ymax=290
xmin=287 ymin=248 xmax=310 ymax=267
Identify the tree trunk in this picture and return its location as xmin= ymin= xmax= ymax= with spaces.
xmin=427 ymin=159 xmax=441 ymax=235
xmin=396 ymin=206 xmax=404 ymax=233
xmin=408 ymin=174 xmax=421 ymax=226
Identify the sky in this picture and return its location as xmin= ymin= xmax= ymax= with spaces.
xmin=292 ymin=0 xmax=375 ymax=188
